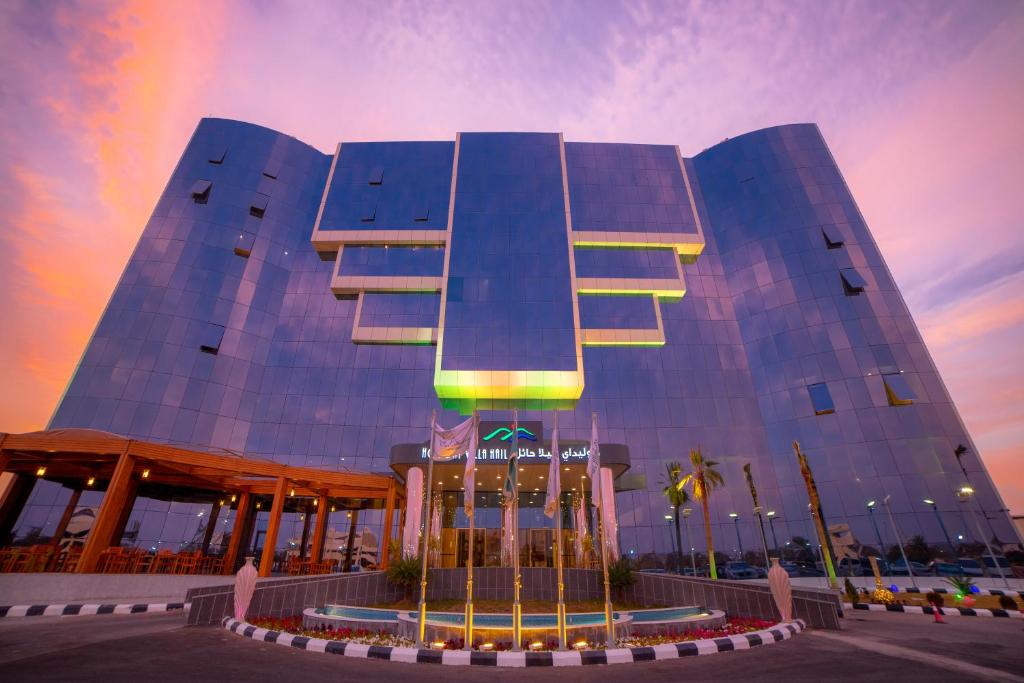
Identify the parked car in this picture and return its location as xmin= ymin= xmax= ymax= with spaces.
xmin=778 ymin=561 xmax=802 ymax=578
xmin=682 ymin=566 xmax=709 ymax=577
xmin=956 ymin=557 xmax=985 ymax=577
xmin=981 ymin=555 xmax=1013 ymax=578
xmin=929 ymin=561 xmax=964 ymax=577
xmin=888 ymin=560 xmax=934 ymax=576
xmin=722 ymin=561 xmax=759 ymax=580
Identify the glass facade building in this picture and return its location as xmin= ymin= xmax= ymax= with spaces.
xmin=10 ymin=118 xmax=1018 ymax=563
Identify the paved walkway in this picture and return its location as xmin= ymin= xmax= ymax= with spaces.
xmin=0 ymin=609 xmax=1021 ymax=681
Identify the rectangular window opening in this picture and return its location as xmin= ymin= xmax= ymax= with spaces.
xmin=234 ymin=232 xmax=255 ymax=258
xmin=414 ymin=204 xmax=430 ymax=222
xmin=361 ymin=202 xmax=377 ymax=222
xmin=263 ymin=155 xmax=283 ymax=180
xmin=368 ymin=166 xmax=384 ymax=185
xmin=840 ymin=268 xmax=866 ymax=296
xmin=250 ymin=193 xmax=269 ymax=219
xmin=208 ymin=145 xmax=227 ymax=165
xmin=190 ymin=179 xmax=212 ymax=204
xmin=882 ymin=372 xmax=916 ymax=406
xmin=199 ymin=323 xmax=226 ymax=355
xmin=807 ymin=383 xmax=835 ymax=416
xmin=822 ymin=225 xmax=845 ymax=249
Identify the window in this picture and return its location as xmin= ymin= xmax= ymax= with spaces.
xmin=234 ymin=232 xmax=255 ymax=258
xmin=840 ymin=268 xmax=867 ymax=295
xmin=882 ymin=373 xmax=916 ymax=406
xmin=190 ymin=179 xmax=212 ymax=204
xmin=807 ymin=383 xmax=835 ymax=415
xmin=414 ymin=204 xmax=430 ymax=222
xmin=368 ymin=166 xmax=384 ymax=185
xmin=208 ymin=145 xmax=227 ymax=164
xmin=199 ymin=323 xmax=225 ymax=355
xmin=250 ymin=193 xmax=269 ymax=219
xmin=361 ymin=201 xmax=377 ymax=222
xmin=263 ymin=157 xmax=282 ymax=180
xmin=822 ymin=225 xmax=844 ymax=249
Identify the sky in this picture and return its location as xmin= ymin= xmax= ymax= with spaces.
xmin=0 ymin=0 xmax=1020 ymax=510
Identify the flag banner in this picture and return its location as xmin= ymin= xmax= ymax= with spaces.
xmin=463 ymin=412 xmax=479 ymax=516
xmin=502 ymin=410 xmax=519 ymax=501
xmin=587 ymin=413 xmax=602 ymax=509
xmin=430 ymin=415 xmax=477 ymax=460
xmin=574 ymin=497 xmax=587 ymax=565
xmin=543 ymin=413 xmax=561 ymax=518
xmin=502 ymin=499 xmax=515 ymax=565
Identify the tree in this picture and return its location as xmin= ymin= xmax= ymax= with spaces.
xmin=677 ymin=447 xmax=725 ymax=579
xmin=661 ymin=461 xmax=690 ymax=574
xmin=905 ymin=535 xmax=933 ymax=564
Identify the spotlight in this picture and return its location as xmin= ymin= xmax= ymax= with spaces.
xmin=35 ymin=466 xmax=46 ymax=477
xmin=141 ymin=468 xmax=150 ymax=479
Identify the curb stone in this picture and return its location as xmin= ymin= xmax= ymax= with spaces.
xmin=0 ymin=601 xmax=190 ymax=617
xmin=221 ymin=616 xmax=806 ymax=666
xmin=843 ymin=602 xmax=1023 ymax=619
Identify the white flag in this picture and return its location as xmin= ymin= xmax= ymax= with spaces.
xmin=464 ymin=411 xmax=479 ymax=517
xmin=574 ymin=499 xmax=587 ymax=565
xmin=430 ymin=413 xmax=478 ymax=516
xmin=543 ymin=412 xmax=561 ymax=518
xmin=431 ymin=414 xmax=477 ymax=460
xmin=587 ymin=412 xmax=602 ymax=509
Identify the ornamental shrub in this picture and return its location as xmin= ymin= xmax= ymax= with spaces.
xmin=998 ymin=595 xmax=1018 ymax=611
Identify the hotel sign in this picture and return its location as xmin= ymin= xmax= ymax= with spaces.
xmin=418 ymin=441 xmax=591 ymax=463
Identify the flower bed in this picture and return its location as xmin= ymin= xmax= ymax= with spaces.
xmin=247 ymin=615 xmax=776 ymax=651
xmin=248 ymin=616 xmax=414 ymax=647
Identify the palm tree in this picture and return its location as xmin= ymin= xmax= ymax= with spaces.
xmin=677 ymin=447 xmax=725 ymax=579
xmin=662 ymin=462 xmax=690 ymax=574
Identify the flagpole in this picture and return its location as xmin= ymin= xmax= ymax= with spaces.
xmin=593 ymin=412 xmax=615 ymax=649
xmin=416 ymin=409 xmax=436 ymax=649
xmin=553 ymin=411 xmax=567 ymax=650
xmin=511 ymin=408 xmax=522 ymax=652
xmin=463 ymin=411 xmax=477 ymax=651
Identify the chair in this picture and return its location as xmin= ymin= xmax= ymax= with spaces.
xmin=286 ymin=556 xmax=303 ymax=576
xmin=150 ymin=549 xmax=175 ymax=574
xmin=173 ymin=551 xmax=201 ymax=575
xmin=100 ymin=547 xmax=129 ymax=573
xmin=58 ymin=546 xmax=83 ymax=573
xmin=199 ymin=555 xmax=224 ymax=575
xmin=130 ymin=549 xmax=155 ymax=574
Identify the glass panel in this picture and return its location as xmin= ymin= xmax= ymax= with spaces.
xmin=807 ymin=382 xmax=835 ymax=415
xmin=883 ymin=373 xmax=916 ymax=406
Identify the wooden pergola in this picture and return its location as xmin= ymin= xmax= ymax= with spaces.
xmin=0 ymin=430 xmax=404 ymax=576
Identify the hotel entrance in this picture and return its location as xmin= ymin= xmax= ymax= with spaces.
xmin=389 ymin=428 xmax=632 ymax=570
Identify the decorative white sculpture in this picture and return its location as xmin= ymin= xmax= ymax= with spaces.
xmin=234 ymin=556 xmax=258 ymax=621
xmin=767 ymin=557 xmax=793 ymax=621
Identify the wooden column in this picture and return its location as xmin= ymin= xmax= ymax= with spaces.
xmin=310 ymin=494 xmax=329 ymax=564
xmin=110 ymin=477 xmax=139 ymax=546
xmin=380 ymin=482 xmax=396 ymax=570
xmin=78 ymin=447 xmax=135 ymax=573
xmin=51 ymin=487 xmax=83 ymax=547
xmin=258 ymin=477 xmax=288 ymax=577
xmin=298 ymin=503 xmax=313 ymax=560
xmin=343 ymin=509 xmax=359 ymax=572
xmin=222 ymin=492 xmax=251 ymax=575
xmin=200 ymin=501 xmax=221 ymax=554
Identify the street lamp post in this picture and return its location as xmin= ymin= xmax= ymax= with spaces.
xmin=953 ymin=445 xmax=1001 ymax=546
xmin=766 ymin=510 xmax=780 ymax=558
xmin=957 ymin=486 xmax=1010 ymax=588
xmin=923 ymin=498 xmax=955 ymax=558
xmin=682 ymin=507 xmax=696 ymax=575
xmin=753 ymin=506 xmax=770 ymax=568
xmin=882 ymin=495 xmax=913 ymax=581
xmin=866 ymin=500 xmax=885 ymax=560
xmin=665 ymin=514 xmax=679 ymax=574
xmin=729 ymin=513 xmax=743 ymax=560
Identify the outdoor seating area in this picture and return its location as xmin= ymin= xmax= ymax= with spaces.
xmin=0 ymin=429 xmax=405 ymax=577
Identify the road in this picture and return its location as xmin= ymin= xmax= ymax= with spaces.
xmin=1 ymin=610 xmax=1022 ymax=681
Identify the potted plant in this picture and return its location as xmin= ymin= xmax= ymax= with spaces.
xmin=608 ymin=557 xmax=635 ymax=600
xmin=386 ymin=554 xmax=421 ymax=602
xmin=944 ymin=575 xmax=976 ymax=607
